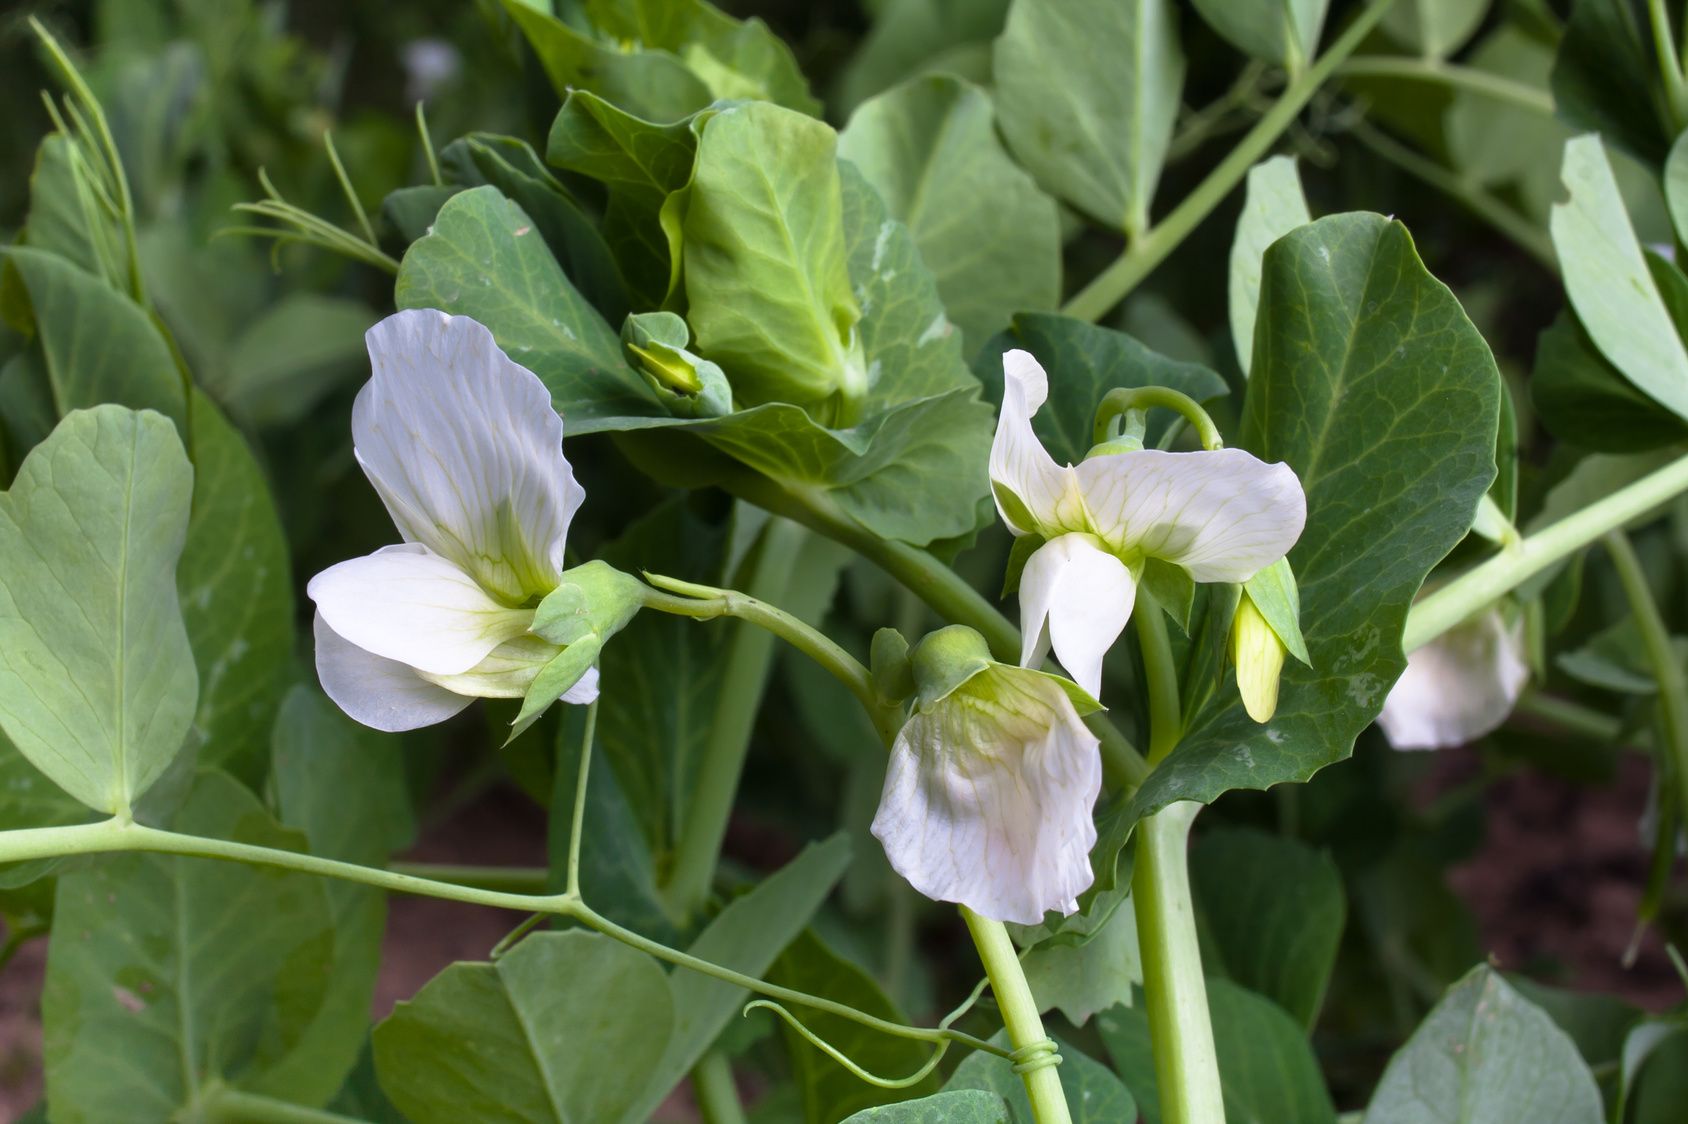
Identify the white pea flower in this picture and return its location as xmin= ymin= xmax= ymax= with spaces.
xmin=992 ymin=350 xmax=1307 ymax=697
xmin=1377 ymin=607 xmax=1528 ymax=750
xmin=871 ymin=626 xmax=1103 ymax=925
xmin=309 ymin=309 xmax=599 ymax=732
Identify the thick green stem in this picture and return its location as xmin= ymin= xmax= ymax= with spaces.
xmin=962 ymin=909 xmax=1072 ymax=1124
xmin=1061 ymin=0 xmax=1395 ymax=323
xmin=1603 ymin=532 xmax=1688 ymax=819
xmin=384 ymin=862 xmax=551 ymax=894
xmin=693 ymin=1050 xmax=748 ymax=1124
xmin=1130 ymin=609 xmax=1223 ymax=1123
xmin=1336 ymin=56 xmax=1556 ymax=115
xmin=1405 ymin=453 xmax=1688 ymax=651
xmin=1132 ymin=803 xmax=1223 ymax=1124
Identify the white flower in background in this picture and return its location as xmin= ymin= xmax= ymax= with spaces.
xmin=991 ymin=349 xmax=1307 ymax=698
xmin=1377 ymin=607 xmax=1529 ymax=750
xmin=309 ymin=309 xmax=598 ymax=732
xmin=871 ymin=626 xmax=1103 ymax=925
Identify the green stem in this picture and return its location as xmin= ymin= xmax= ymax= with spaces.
xmin=1404 ymin=453 xmax=1688 ymax=651
xmin=715 ymin=470 xmax=1149 ymax=789
xmin=384 ymin=862 xmax=552 ymax=894
xmin=1093 ymin=387 xmax=1223 ymax=451
xmin=1336 ymin=56 xmax=1556 ymax=115
xmin=1511 ymin=691 xmax=1624 ymax=743
xmin=692 ymin=1050 xmax=748 ymax=1124
xmin=1061 ymin=0 xmax=1395 ymax=323
xmin=566 ymin=697 xmax=599 ymax=896
xmin=1130 ymin=610 xmax=1223 ymax=1123
xmin=1648 ymin=0 xmax=1688 ymax=131
xmin=1350 ymin=122 xmax=1558 ymax=270
xmin=201 ymin=1087 xmax=370 ymax=1124
xmin=1603 ymin=532 xmax=1688 ymax=818
xmin=962 ymin=909 xmax=1072 ymax=1124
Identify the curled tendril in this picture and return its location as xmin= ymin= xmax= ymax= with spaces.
xmin=744 ymin=1000 xmax=953 ymax=1089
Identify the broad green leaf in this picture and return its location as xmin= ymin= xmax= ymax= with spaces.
xmin=1551 ymin=0 xmax=1675 ymax=168
xmin=1020 ymin=890 xmax=1141 ymax=1025
xmin=1445 ymin=27 xmax=1568 ymax=209
xmin=545 ymin=92 xmax=702 ymax=307
xmin=629 ymin=834 xmax=853 ymax=1122
xmin=768 ymin=930 xmax=940 ymax=1121
xmin=43 ymin=772 xmax=336 ymax=1122
xmin=1189 ymin=827 xmax=1344 ymax=1027
xmin=217 ymin=294 xmax=371 ymax=427
xmin=178 ymin=391 xmax=293 ymax=775
xmin=1550 ymin=134 xmax=1688 ymax=423
xmin=842 ymin=1090 xmax=1011 ymax=1123
xmin=1099 ymin=979 xmax=1337 ymax=1124
xmin=975 ymin=313 xmax=1229 ymax=464
xmin=257 ymin=687 xmax=415 ymax=1105
xmin=1127 ymin=214 xmax=1500 ymax=820
xmin=395 ymin=185 xmax=656 ymax=430
xmin=993 ymin=0 xmax=1183 ymax=236
xmin=1382 ymin=0 xmax=1490 ymax=57
xmin=381 ymin=183 xmax=459 ymax=246
xmin=682 ymin=101 xmax=865 ymax=414
xmin=1 ymin=247 xmax=185 ymax=425
xmin=1667 ymin=127 xmax=1688 ymax=246
xmin=839 ymin=74 xmax=1060 ymax=351
xmin=836 ymin=0 xmax=1011 ymax=115
xmin=1190 ymin=0 xmax=1328 ymax=72
xmin=946 ymin=1032 xmax=1135 ymax=1124
xmin=1362 ymin=966 xmax=1603 ymax=1124
xmin=1230 ymin=156 xmax=1311 ymax=375
xmin=0 ymin=406 xmax=195 ymax=814
xmin=1532 ymin=311 xmax=1688 ymax=451
xmin=1509 ymin=976 xmax=1640 ymax=1104
xmin=374 ymin=930 xmax=674 ymax=1124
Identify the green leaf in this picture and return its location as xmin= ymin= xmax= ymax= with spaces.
xmin=1445 ymin=27 xmax=1568 ymax=207
xmin=255 ymin=687 xmax=414 ymax=1106
xmin=767 ymin=929 xmax=940 ymax=1121
xmin=1551 ymin=0 xmax=1675 ymax=169
xmin=1 ymin=247 xmax=185 ymax=426
xmin=373 ymin=930 xmax=674 ymax=1124
xmin=0 ymin=406 xmax=196 ymax=814
xmin=1532 ymin=311 xmax=1688 ymax=451
xmin=975 ymin=313 xmax=1229 ymax=465
xmin=1099 ymin=979 xmax=1337 ymax=1124
xmin=1362 ymin=966 xmax=1603 ymax=1124
xmin=216 ymin=295 xmax=372 ymax=427
xmin=1020 ymin=891 xmax=1141 ymax=1025
xmin=1189 ymin=827 xmax=1344 ymax=1027
xmin=395 ymin=185 xmax=657 ymax=431
xmin=178 ymin=391 xmax=293 ymax=775
xmin=993 ymin=0 xmax=1184 ymax=236
xmin=946 ymin=1033 xmax=1136 ymax=1124
xmin=1669 ymin=128 xmax=1688 ymax=246
xmin=1127 ymin=214 xmax=1500 ymax=820
xmin=1382 ymin=0 xmax=1490 ymax=57
xmin=838 ymin=74 xmax=1060 ymax=351
xmin=1190 ymin=0 xmax=1328 ymax=72
xmin=1229 ymin=156 xmax=1311 ymax=376
xmin=835 ymin=0 xmax=1011 ymax=115
xmin=627 ymin=834 xmax=853 ymax=1122
xmin=682 ymin=102 xmax=865 ymax=414
xmin=499 ymin=0 xmax=714 ymax=122
xmin=44 ymin=772 xmax=336 ymax=1121
xmin=22 ymin=136 xmax=127 ymax=288
xmin=545 ymin=92 xmax=702 ymax=308
xmin=1550 ymin=134 xmax=1688 ymax=424
xmin=841 ymin=1090 xmax=1011 ymax=1123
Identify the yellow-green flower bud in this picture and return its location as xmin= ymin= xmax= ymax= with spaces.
xmin=1231 ymin=591 xmax=1287 ymax=723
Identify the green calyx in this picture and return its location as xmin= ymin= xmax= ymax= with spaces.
xmin=870 ymin=627 xmax=915 ymax=703
xmin=532 ymin=561 xmax=646 ymax=647
xmin=621 ymin=311 xmax=732 ymax=418
xmin=909 ymin=624 xmax=1102 ymax=716
xmin=1240 ymin=557 xmax=1309 ymax=666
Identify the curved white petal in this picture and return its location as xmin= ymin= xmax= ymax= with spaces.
xmin=561 ymin=665 xmax=600 ymax=705
xmin=1076 ymin=447 xmax=1306 ymax=582
xmin=1019 ymin=533 xmax=1135 ymax=698
xmin=871 ymin=669 xmax=1101 ymax=925
xmin=307 ymin=544 xmax=533 ymax=676
xmin=356 ymin=309 xmax=584 ymax=602
xmin=989 ymin=350 xmax=1085 ymax=535
xmin=1378 ymin=609 xmax=1529 ymax=750
xmin=314 ymin=613 xmax=471 ymax=732
xmin=418 ymin=633 xmax=560 ymax=698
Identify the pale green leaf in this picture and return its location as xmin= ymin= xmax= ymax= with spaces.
xmin=1382 ymin=0 xmax=1491 ymax=57
xmin=835 ymin=0 xmax=1011 ymax=115
xmin=1021 ymin=892 xmax=1142 ymax=1025
xmin=1667 ymin=127 xmax=1688 ymax=248
xmin=842 ymin=1090 xmax=1011 ymax=1123
xmin=0 ymin=406 xmax=196 ymax=814
xmin=1190 ymin=0 xmax=1328 ymax=71
xmin=993 ymin=0 xmax=1184 ymax=235
xmin=1230 ymin=156 xmax=1311 ymax=375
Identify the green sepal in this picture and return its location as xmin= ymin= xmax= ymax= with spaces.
xmin=621 ymin=311 xmax=733 ymax=418
xmin=508 ymin=634 xmax=602 ymax=744
xmin=910 ymin=624 xmax=994 ymax=709
xmin=1139 ymin=556 xmax=1194 ymax=633
xmin=1242 ymin=557 xmax=1310 ymax=666
xmin=1001 ymin=531 xmax=1046 ymax=597
xmin=531 ymin=561 xmax=646 ymax=647
xmin=870 ymin=627 xmax=914 ymax=703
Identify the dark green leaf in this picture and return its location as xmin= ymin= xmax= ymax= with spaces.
xmin=841 ymin=1090 xmax=1011 ymax=1123
xmin=946 ymin=1032 xmax=1135 ymax=1124
xmin=217 ymin=295 xmax=372 ymax=427
xmin=1551 ymin=0 xmax=1674 ymax=168
xmin=1532 ymin=311 xmax=1688 ymax=451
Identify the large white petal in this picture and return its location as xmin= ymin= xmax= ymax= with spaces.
xmin=307 ymin=544 xmax=533 ymax=676
xmin=871 ymin=670 xmax=1101 ymax=925
xmin=314 ymin=613 xmax=471 ymax=732
xmin=1019 ymin=533 xmax=1135 ymax=698
xmin=1378 ymin=609 xmax=1529 ymax=750
xmin=1076 ymin=447 xmax=1305 ymax=582
xmin=356 ymin=309 xmax=584 ymax=603
xmin=989 ymin=350 xmax=1085 ymax=536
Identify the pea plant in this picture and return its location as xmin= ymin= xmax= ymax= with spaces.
xmin=3 ymin=0 xmax=1688 ymax=1121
